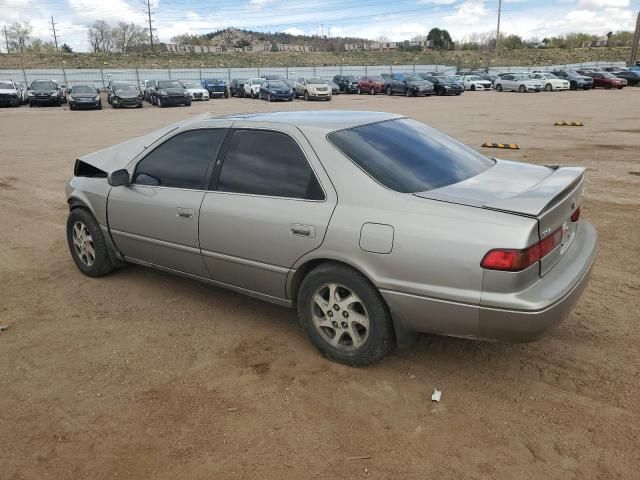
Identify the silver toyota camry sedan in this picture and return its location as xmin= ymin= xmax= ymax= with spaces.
xmin=66 ymin=111 xmax=597 ymax=365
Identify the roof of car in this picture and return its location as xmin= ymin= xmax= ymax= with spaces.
xmin=217 ymin=110 xmax=404 ymax=130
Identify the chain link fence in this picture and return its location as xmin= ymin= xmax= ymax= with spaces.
xmin=0 ymin=61 xmax=626 ymax=89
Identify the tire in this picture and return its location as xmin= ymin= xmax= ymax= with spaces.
xmin=66 ymin=208 xmax=114 ymax=277
xmin=29 ymin=101 xmax=33 ymax=107
xmin=496 ymin=84 xmax=503 ymax=92
xmin=470 ymin=84 xmax=476 ymax=91
xmin=605 ymin=84 xmax=612 ymax=90
xmin=184 ymin=100 xmax=191 ymax=106
xmin=519 ymin=85 xmax=526 ymax=93
xmin=357 ymin=87 xmax=362 ymax=95
xmin=297 ymin=263 xmax=395 ymax=366
xmin=369 ymin=87 xmax=375 ymax=95
xmin=136 ymin=103 xmax=141 ymax=108
xmin=268 ymin=93 xmax=272 ymax=102
xmin=304 ymin=91 xmax=309 ymax=101
xmin=69 ymin=104 xmax=74 ymax=111
xmin=386 ymin=86 xmax=392 ymax=96
xmin=157 ymin=97 xmax=164 ymax=107
xmin=326 ymin=97 xmax=331 ymax=101
xmin=570 ymin=81 xmax=577 ymax=90
xmin=545 ymin=83 xmax=553 ymax=91
xmin=98 ymin=104 xmax=102 ymax=110
xmin=405 ymin=89 xmax=412 ymax=97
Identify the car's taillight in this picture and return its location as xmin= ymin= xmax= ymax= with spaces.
xmin=481 ymin=227 xmax=563 ymax=272
xmin=571 ymin=207 xmax=581 ymax=222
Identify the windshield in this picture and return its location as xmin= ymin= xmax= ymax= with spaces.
xmin=343 ymin=76 xmax=356 ymax=81
xmin=31 ymin=80 xmax=55 ymax=90
xmin=328 ymin=118 xmax=494 ymax=193
xmin=116 ymin=86 xmax=140 ymax=94
xmin=0 ymin=81 xmax=14 ymax=89
xmin=158 ymin=81 xmax=182 ymax=89
xmin=467 ymin=76 xmax=483 ymax=81
xmin=446 ymin=76 xmax=460 ymax=82
xmin=72 ymin=86 xmax=95 ymax=94
xmin=543 ymin=73 xmax=558 ymax=79
xmin=181 ymin=82 xmax=200 ymax=88
xmin=602 ymin=73 xmax=618 ymax=79
xmin=267 ymin=81 xmax=287 ymax=88
xmin=307 ymin=77 xmax=325 ymax=84
xmin=207 ymin=78 xmax=224 ymax=83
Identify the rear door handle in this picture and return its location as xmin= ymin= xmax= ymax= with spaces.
xmin=176 ymin=207 xmax=194 ymax=220
xmin=290 ymin=223 xmax=316 ymax=237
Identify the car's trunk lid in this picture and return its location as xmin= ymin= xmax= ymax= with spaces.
xmin=415 ymin=159 xmax=585 ymax=275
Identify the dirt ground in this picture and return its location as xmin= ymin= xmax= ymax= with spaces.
xmin=1 ymin=89 xmax=639 ymax=480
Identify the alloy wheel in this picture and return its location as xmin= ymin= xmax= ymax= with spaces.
xmin=311 ymin=283 xmax=370 ymax=350
xmin=72 ymin=221 xmax=95 ymax=267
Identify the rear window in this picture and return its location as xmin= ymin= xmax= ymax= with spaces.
xmin=328 ymin=118 xmax=494 ymax=193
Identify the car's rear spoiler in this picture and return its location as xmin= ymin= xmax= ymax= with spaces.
xmin=482 ymin=167 xmax=585 ymax=217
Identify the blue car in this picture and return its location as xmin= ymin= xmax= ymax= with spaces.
xmin=201 ymin=78 xmax=229 ymax=98
xmin=259 ymin=80 xmax=294 ymax=102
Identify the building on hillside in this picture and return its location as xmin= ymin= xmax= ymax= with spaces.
xmin=344 ymin=39 xmax=432 ymax=51
xmin=163 ymin=42 xmax=314 ymax=53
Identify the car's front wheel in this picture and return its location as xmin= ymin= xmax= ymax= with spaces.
xmin=386 ymin=86 xmax=392 ymax=96
xmin=496 ymin=84 xmax=503 ymax=92
xmin=304 ymin=91 xmax=309 ymax=101
xmin=545 ymin=83 xmax=553 ymax=91
xmin=297 ymin=263 xmax=395 ymax=366
xmin=66 ymin=208 xmax=114 ymax=277
xmin=519 ymin=85 xmax=527 ymax=93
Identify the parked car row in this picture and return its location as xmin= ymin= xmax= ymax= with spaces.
xmin=4 ymin=66 xmax=636 ymax=110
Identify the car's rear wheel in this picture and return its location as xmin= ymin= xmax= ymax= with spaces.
xmin=297 ymin=263 xmax=395 ymax=366
xmin=545 ymin=83 xmax=553 ymax=91
xmin=66 ymin=208 xmax=114 ymax=277
xmin=496 ymin=84 xmax=503 ymax=92
xmin=157 ymin=97 xmax=163 ymax=107
xmin=304 ymin=91 xmax=309 ymax=101
xmin=519 ymin=85 xmax=526 ymax=93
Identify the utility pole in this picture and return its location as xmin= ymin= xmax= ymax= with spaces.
xmin=146 ymin=0 xmax=154 ymax=51
xmin=320 ymin=24 xmax=324 ymax=37
xmin=630 ymin=11 xmax=640 ymax=67
xmin=495 ymin=0 xmax=502 ymax=51
xmin=50 ymin=16 xmax=59 ymax=52
xmin=3 ymin=25 xmax=9 ymax=53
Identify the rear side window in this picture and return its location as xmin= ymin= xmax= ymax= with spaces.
xmin=328 ymin=118 xmax=494 ymax=193
xmin=133 ymin=129 xmax=226 ymax=189
xmin=217 ymin=130 xmax=324 ymax=200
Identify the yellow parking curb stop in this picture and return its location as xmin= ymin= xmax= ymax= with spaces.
xmin=554 ymin=121 xmax=584 ymax=126
xmin=481 ymin=142 xmax=520 ymax=150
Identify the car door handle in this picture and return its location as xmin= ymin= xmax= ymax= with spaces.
xmin=176 ymin=207 xmax=194 ymax=220
xmin=290 ymin=223 xmax=316 ymax=237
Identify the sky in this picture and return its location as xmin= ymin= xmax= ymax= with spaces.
xmin=0 ymin=0 xmax=637 ymax=51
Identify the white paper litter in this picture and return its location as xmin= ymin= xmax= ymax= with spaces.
xmin=431 ymin=389 xmax=442 ymax=402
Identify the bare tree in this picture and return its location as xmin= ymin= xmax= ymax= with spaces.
xmin=88 ymin=21 xmax=116 ymax=53
xmin=113 ymin=22 xmax=148 ymax=53
xmin=7 ymin=22 xmax=33 ymax=53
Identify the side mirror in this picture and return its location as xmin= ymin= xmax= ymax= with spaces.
xmin=107 ymin=169 xmax=130 ymax=187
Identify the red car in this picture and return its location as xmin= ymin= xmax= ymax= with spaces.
xmin=579 ymin=71 xmax=626 ymax=89
xmin=357 ymin=76 xmax=386 ymax=95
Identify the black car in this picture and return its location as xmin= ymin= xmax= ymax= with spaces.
xmin=419 ymin=74 xmax=463 ymax=96
xmin=108 ymin=82 xmax=143 ymax=108
xmin=550 ymin=70 xmax=593 ymax=90
xmin=612 ymin=70 xmax=640 ymax=86
xmin=68 ymin=85 xmax=102 ymax=110
xmin=149 ymin=80 xmax=191 ymax=107
xmin=27 ymin=79 xmax=64 ymax=106
xmin=230 ymin=78 xmax=247 ymax=97
xmin=385 ymin=73 xmax=434 ymax=97
xmin=333 ymin=75 xmax=359 ymax=93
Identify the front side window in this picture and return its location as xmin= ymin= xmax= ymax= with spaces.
xmin=328 ymin=119 xmax=494 ymax=193
xmin=133 ymin=129 xmax=227 ymax=189
xmin=217 ymin=130 xmax=324 ymax=200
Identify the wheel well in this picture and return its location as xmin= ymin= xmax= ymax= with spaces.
xmin=68 ymin=198 xmax=89 ymax=211
xmin=289 ymin=258 xmax=376 ymax=306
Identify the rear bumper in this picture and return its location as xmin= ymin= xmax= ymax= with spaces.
xmin=381 ymin=221 xmax=597 ymax=342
